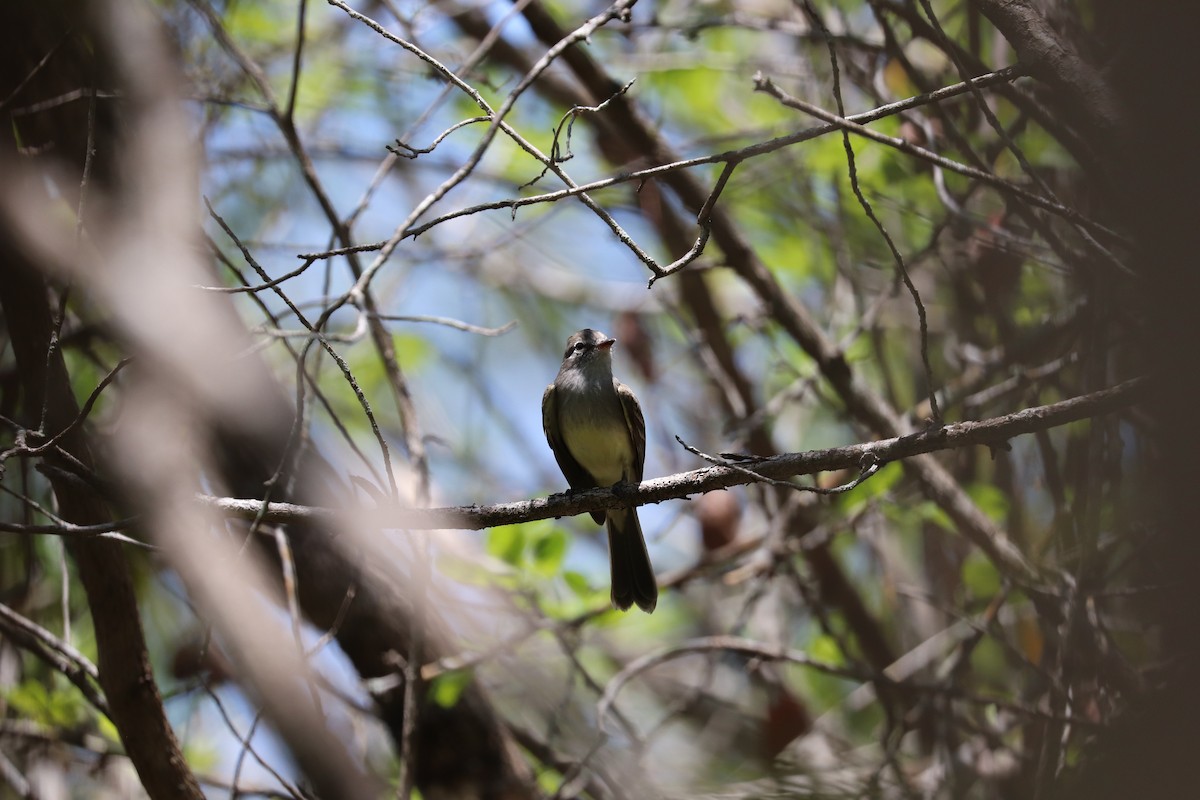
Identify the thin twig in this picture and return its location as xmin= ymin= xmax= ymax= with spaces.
xmin=751 ymin=74 xmax=1120 ymax=243
xmin=371 ymin=314 xmax=518 ymax=337
xmin=798 ymin=0 xmax=941 ymax=423
xmin=675 ymin=435 xmax=881 ymax=495
xmin=283 ymin=0 xmax=309 ymax=122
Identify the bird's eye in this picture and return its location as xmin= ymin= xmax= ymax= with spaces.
xmin=573 ymin=342 xmax=586 ymax=353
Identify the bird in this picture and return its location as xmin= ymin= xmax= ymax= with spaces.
xmin=542 ymin=328 xmax=658 ymax=612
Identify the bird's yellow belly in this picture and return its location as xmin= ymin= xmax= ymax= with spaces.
xmin=562 ymin=421 xmax=632 ymax=487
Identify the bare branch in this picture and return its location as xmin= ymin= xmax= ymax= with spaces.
xmin=202 ymin=378 xmax=1143 ymax=540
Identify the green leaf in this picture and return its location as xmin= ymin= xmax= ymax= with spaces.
xmin=530 ymin=529 xmax=567 ymax=576
xmin=913 ymin=500 xmax=956 ymax=533
xmin=392 ymin=332 xmax=432 ymax=370
xmin=809 ymin=634 xmax=845 ymax=667
xmin=535 ymin=766 xmax=566 ymax=794
xmin=967 ymin=483 xmax=1010 ymax=523
xmin=563 ymin=570 xmax=592 ymax=597
xmin=96 ymin=713 xmax=121 ymax=745
xmin=428 ymin=669 xmax=473 ymax=709
xmin=961 ymin=550 xmax=1002 ymax=598
xmin=802 ymin=634 xmax=854 ymax=710
xmin=5 ymin=678 xmax=87 ymax=728
xmin=183 ymin=740 xmax=220 ymax=774
xmin=842 ymin=461 xmax=903 ymax=514
xmin=486 ymin=525 xmax=525 ymax=566
xmin=223 ymin=3 xmax=288 ymax=45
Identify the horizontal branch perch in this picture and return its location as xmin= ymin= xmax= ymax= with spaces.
xmin=199 ymin=378 xmax=1144 ymax=531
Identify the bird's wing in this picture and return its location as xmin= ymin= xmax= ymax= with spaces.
xmin=542 ymin=382 xmax=597 ymax=492
xmin=615 ymin=379 xmax=646 ymax=481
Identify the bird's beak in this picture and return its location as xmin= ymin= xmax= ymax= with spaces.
xmin=597 ymin=338 xmax=616 ymax=350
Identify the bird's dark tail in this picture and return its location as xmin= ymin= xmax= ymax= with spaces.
xmin=607 ymin=508 xmax=658 ymax=613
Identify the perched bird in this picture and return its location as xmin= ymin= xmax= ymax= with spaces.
xmin=542 ymin=329 xmax=658 ymax=612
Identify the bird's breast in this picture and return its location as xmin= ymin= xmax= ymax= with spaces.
xmin=557 ymin=391 xmax=633 ymax=487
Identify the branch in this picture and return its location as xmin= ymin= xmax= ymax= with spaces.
xmin=973 ymin=0 xmax=1120 ymax=151
xmin=0 ymin=602 xmax=109 ymax=717
xmin=753 ymin=73 xmax=1120 ymax=243
xmin=499 ymin=0 xmax=1041 ymax=587
xmin=596 ymin=635 xmax=1099 ymax=735
xmin=0 ymin=174 xmax=206 ymax=800
xmin=202 ymin=378 xmax=1143 ymax=532
xmin=385 ymin=66 xmax=1028 ymax=244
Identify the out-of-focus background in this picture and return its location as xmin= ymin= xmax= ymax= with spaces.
xmin=1 ymin=0 xmax=1197 ymax=797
